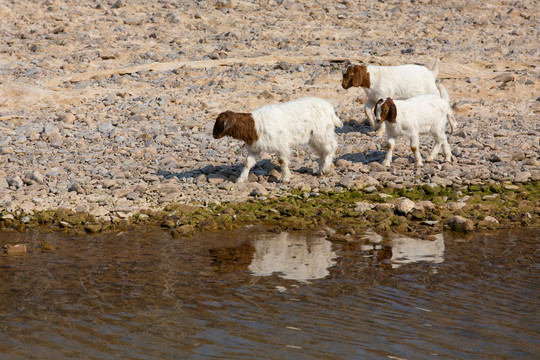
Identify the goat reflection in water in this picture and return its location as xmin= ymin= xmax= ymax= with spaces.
xmin=359 ymin=231 xmax=445 ymax=269
xmin=210 ymin=231 xmax=446 ymax=281
xmin=210 ymin=232 xmax=337 ymax=282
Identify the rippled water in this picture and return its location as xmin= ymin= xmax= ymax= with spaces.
xmin=1 ymin=226 xmax=539 ymax=359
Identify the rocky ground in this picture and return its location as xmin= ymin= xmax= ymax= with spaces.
xmin=0 ymin=0 xmax=538 ymax=226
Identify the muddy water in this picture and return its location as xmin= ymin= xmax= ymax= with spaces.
xmin=0 ymin=227 xmax=539 ymax=359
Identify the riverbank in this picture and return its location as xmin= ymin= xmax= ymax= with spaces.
xmin=1 ymin=181 xmax=538 ymax=244
xmin=1 ymin=0 xmax=538 ymax=239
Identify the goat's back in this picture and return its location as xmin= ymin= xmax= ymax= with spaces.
xmin=392 ymin=95 xmax=450 ymax=134
xmin=251 ymin=97 xmax=339 ymax=151
xmin=366 ymin=65 xmax=439 ymax=100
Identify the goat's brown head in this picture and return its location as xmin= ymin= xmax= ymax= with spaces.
xmin=342 ymin=65 xmax=370 ymax=89
xmin=374 ymin=98 xmax=397 ymax=124
xmin=212 ymin=111 xmax=258 ymax=146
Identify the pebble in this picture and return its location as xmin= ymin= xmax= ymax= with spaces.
xmin=396 ymin=198 xmax=415 ymax=214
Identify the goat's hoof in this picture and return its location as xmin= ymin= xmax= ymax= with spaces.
xmin=280 ymin=176 xmax=291 ymax=183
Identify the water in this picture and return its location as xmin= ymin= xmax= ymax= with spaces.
xmin=1 ymin=227 xmax=539 ymax=359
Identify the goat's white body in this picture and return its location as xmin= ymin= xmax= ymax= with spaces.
xmin=377 ymin=93 xmax=454 ymax=167
xmin=238 ymin=97 xmax=342 ymax=183
xmin=363 ymin=62 xmax=440 ymax=136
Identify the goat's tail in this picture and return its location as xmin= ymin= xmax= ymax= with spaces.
xmin=438 ymin=83 xmax=457 ymax=133
xmin=447 ymin=112 xmax=457 ymax=134
xmin=431 ymin=58 xmax=441 ymax=79
xmin=331 ymin=109 xmax=343 ymax=128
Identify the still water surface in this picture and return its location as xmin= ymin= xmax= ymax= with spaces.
xmin=1 ymin=227 xmax=539 ymax=359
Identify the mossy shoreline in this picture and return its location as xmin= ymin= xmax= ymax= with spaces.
xmin=1 ymin=181 xmax=538 ymax=239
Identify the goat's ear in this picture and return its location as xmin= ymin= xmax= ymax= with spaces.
xmin=223 ymin=114 xmax=235 ymax=132
xmin=352 ymin=66 xmax=362 ymax=87
xmin=388 ymin=101 xmax=397 ymax=123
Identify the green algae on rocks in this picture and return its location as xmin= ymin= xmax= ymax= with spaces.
xmin=0 ymin=182 xmax=538 ymax=236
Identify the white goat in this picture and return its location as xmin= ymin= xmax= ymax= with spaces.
xmin=374 ymin=84 xmax=457 ymax=167
xmin=212 ymin=97 xmax=342 ymax=183
xmin=342 ymin=59 xmax=440 ymax=136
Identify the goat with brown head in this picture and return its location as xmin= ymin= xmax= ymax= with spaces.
xmin=375 ymin=98 xmax=397 ymax=124
xmin=213 ymin=111 xmax=258 ymax=146
xmin=342 ymin=65 xmax=371 ymax=89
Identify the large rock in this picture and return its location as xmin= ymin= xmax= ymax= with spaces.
xmin=446 ymin=216 xmax=474 ymax=232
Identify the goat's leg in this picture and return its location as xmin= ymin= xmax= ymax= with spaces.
xmin=237 ymin=152 xmax=257 ymax=183
xmin=427 ymin=136 xmax=443 ymax=162
xmin=382 ymin=137 xmax=395 ymax=167
xmin=317 ymin=140 xmax=337 ymax=175
xmin=410 ymin=134 xmax=423 ymax=167
xmin=278 ymin=153 xmax=292 ymax=183
xmin=364 ymin=99 xmax=376 ymax=130
xmin=365 ymin=99 xmax=386 ymax=136
xmin=442 ymin=137 xmax=453 ymax=162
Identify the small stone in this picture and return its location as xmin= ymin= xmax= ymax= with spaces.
xmin=165 ymin=13 xmax=181 ymax=24
xmin=396 ymin=198 xmax=415 ymax=214
xmin=363 ymin=185 xmax=377 ymax=193
xmin=510 ymin=149 xmax=525 ymax=161
xmin=514 ymin=171 xmax=531 ymax=183
xmin=354 ymin=201 xmax=374 ymax=213
xmin=69 ymin=183 xmax=85 ymax=194
xmin=250 ymin=184 xmax=268 ymax=197
xmin=98 ymin=122 xmax=114 ymax=133
xmin=57 ymin=113 xmax=76 ymax=124
xmin=494 ymin=72 xmax=514 ymax=82
xmin=258 ymin=90 xmax=274 ymax=99
xmin=334 ymin=159 xmax=351 ymax=168
xmin=85 ymin=224 xmax=102 ymax=233
xmin=215 ymin=0 xmax=234 ymax=10
xmin=26 ymin=170 xmax=44 ymax=184
xmin=446 ymin=216 xmax=474 ymax=232
xmin=40 ymin=242 xmax=55 ymax=252
xmin=478 ymin=216 xmax=499 ymax=230
xmin=0 ymin=146 xmax=14 ymax=155
xmin=8 ymin=176 xmax=24 ymax=188
xmin=415 ymin=201 xmax=435 ymax=212
xmin=99 ymin=52 xmax=116 ymax=60
xmin=490 ymin=153 xmax=512 ymax=162
xmin=338 ymin=175 xmax=355 ymax=189
xmin=446 ymin=202 xmax=466 ymax=211
xmin=176 ymin=224 xmax=194 ymax=235
xmin=111 ymin=0 xmax=124 ymax=9
xmin=3 ymin=244 xmax=27 ymax=255
xmin=422 ymin=183 xmax=439 ymax=195
xmin=1 ymin=214 xmax=15 ymax=220
xmin=194 ymin=174 xmax=207 ymax=184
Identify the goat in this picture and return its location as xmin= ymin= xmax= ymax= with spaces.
xmin=212 ymin=97 xmax=342 ymax=183
xmin=342 ymin=59 xmax=440 ymax=136
xmin=374 ymin=84 xmax=457 ymax=167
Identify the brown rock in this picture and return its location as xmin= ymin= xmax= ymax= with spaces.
xmin=446 ymin=216 xmax=474 ymax=232
xmin=3 ymin=244 xmax=27 ymax=255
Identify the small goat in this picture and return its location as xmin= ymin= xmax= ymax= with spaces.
xmin=342 ymin=59 xmax=440 ymax=136
xmin=374 ymin=84 xmax=457 ymax=167
xmin=212 ymin=97 xmax=342 ymax=183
